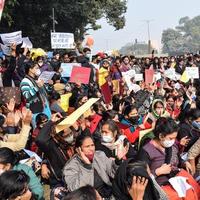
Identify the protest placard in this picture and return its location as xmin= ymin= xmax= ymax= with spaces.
xmin=135 ymin=74 xmax=143 ymax=81
xmin=101 ymin=82 xmax=112 ymax=104
xmin=39 ymin=71 xmax=55 ymax=83
xmin=1 ymin=31 xmax=22 ymax=45
xmin=69 ymin=66 xmax=91 ymax=84
xmin=56 ymin=98 xmax=99 ymax=133
xmin=122 ymin=69 xmax=136 ymax=89
xmin=145 ymin=69 xmax=154 ymax=85
xmin=51 ymin=32 xmax=74 ymax=49
xmin=60 ymin=93 xmax=72 ymax=112
xmin=185 ymin=67 xmax=199 ymax=79
xmin=61 ymin=63 xmax=81 ymax=77
xmin=21 ymin=37 xmax=33 ymax=49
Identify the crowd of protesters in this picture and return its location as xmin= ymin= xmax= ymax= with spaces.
xmin=0 ymin=42 xmax=200 ymax=200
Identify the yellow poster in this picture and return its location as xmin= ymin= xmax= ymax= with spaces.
xmin=56 ymin=98 xmax=99 ymax=133
xmin=60 ymin=93 xmax=72 ymax=112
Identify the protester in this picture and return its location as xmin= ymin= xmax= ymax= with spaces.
xmin=0 ymin=170 xmax=33 ymax=200
xmin=20 ymin=61 xmax=52 ymax=126
xmin=0 ymin=147 xmax=44 ymax=199
xmin=63 ymin=133 xmax=128 ymax=199
xmin=0 ymin=38 xmax=200 ymax=200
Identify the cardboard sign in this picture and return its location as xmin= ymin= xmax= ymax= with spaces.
xmin=0 ymin=0 xmax=5 ymax=20
xmin=21 ymin=37 xmax=33 ymax=49
xmin=122 ymin=69 xmax=136 ymax=89
xmin=101 ymin=82 xmax=112 ymax=104
xmin=135 ymin=74 xmax=143 ymax=81
xmin=145 ymin=69 xmax=154 ymax=85
xmin=1 ymin=31 xmax=22 ymax=45
xmin=185 ymin=67 xmax=199 ymax=79
xmin=39 ymin=71 xmax=55 ymax=83
xmin=51 ymin=32 xmax=74 ymax=49
xmin=61 ymin=63 xmax=81 ymax=77
xmin=69 ymin=67 xmax=91 ymax=84
xmin=56 ymin=98 xmax=99 ymax=133
xmin=60 ymin=93 xmax=72 ymax=112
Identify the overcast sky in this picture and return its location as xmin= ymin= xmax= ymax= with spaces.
xmin=88 ymin=0 xmax=200 ymax=53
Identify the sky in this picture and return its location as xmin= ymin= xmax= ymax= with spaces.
xmin=88 ymin=0 xmax=200 ymax=53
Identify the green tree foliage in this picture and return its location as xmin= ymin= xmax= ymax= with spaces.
xmin=0 ymin=0 xmax=127 ymax=49
xmin=162 ymin=16 xmax=200 ymax=55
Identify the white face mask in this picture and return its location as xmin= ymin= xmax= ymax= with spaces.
xmin=35 ymin=69 xmax=41 ymax=77
xmin=102 ymin=135 xmax=113 ymax=143
xmin=64 ymin=134 xmax=74 ymax=144
xmin=162 ymin=139 xmax=175 ymax=148
xmin=0 ymin=169 xmax=5 ymax=175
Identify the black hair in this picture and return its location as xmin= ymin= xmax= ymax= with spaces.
xmin=123 ymin=104 xmax=138 ymax=116
xmin=102 ymin=120 xmax=121 ymax=138
xmin=83 ymin=47 xmax=91 ymax=53
xmin=36 ymin=56 xmax=44 ymax=62
xmin=188 ymin=108 xmax=200 ymax=121
xmin=35 ymin=113 xmax=48 ymax=127
xmin=0 ymin=114 xmax=5 ymax=127
xmin=113 ymin=159 xmax=160 ymax=200
xmin=50 ymin=91 xmax=61 ymax=101
xmin=102 ymin=110 xmax=118 ymax=121
xmin=0 ymin=170 xmax=30 ymax=200
xmin=0 ymin=147 xmax=19 ymax=166
xmin=75 ymin=132 xmax=93 ymax=149
xmin=24 ymin=61 xmax=37 ymax=74
xmin=63 ymin=185 xmax=96 ymax=200
xmin=154 ymin=117 xmax=178 ymax=139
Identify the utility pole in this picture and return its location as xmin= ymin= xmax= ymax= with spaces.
xmin=143 ymin=20 xmax=154 ymax=54
xmin=52 ymin=8 xmax=55 ymax=32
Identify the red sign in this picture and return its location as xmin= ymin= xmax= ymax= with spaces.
xmin=69 ymin=66 xmax=91 ymax=84
xmin=101 ymin=82 xmax=112 ymax=104
xmin=145 ymin=69 xmax=154 ymax=85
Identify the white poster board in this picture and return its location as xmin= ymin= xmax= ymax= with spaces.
xmin=135 ymin=74 xmax=143 ymax=81
xmin=51 ymin=32 xmax=74 ymax=49
xmin=1 ymin=31 xmax=22 ymax=45
xmin=61 ymin=63 xmax=81 ymax=77
xmin=186 ymin=67 xmax=199 ymax=79
xmin=39 ymin=71 xmax=55 ymax=83
xmin=21 ymin=37 xmax=33 ymax=49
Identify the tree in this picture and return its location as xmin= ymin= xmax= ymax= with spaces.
xmin=162 ymin=15 xmax=200 ymax=55
xmin=0 ymin=0 xmax=127 ymax=49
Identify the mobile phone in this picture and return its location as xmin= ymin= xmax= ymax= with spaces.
xmin=147 ymin=117 xmax=153 ymax=124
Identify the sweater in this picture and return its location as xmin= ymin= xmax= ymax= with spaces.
xmin=63 ymin=151 xmax=118 ymax=192
xmin=0 ymin=124 xmax=31 ymax=151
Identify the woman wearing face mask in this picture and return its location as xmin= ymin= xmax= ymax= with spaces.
xmin=95 ymin=120 xmax=136 ymax=159
xmin=0 ymin=170 xmax=33 ymax=200
xmin=35 ymin=113 xmax=76 ymax=189
xmin=0 ymin=147 xmax=44 ymax=199
xmin=138 ymin=117 xmax=200 ymax=199
xmin=20 ymin=61 xmax=52 ymax=127
xmin=63 ymin=133 xmax=128 ymax=199
xmin=120 ymin=104 xmax=143 ymax=144
xmin=177 ymin=108 xmax=200 ymax=152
